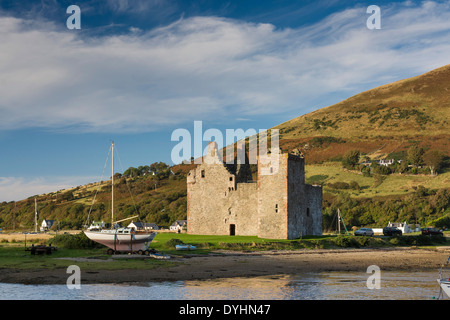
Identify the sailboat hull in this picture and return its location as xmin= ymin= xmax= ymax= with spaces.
xmin=84 ymin=230 xmax=156 ymax=252
xmin=438 ymin=279 xmax=450 ymax=298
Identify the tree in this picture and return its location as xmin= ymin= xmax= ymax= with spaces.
xmin=342 ymin=150 xmax=360 ymax=168
xmin=423 ymin=149 xmax=445 ymax=175
xmin=123 ymin=167 xmax=140 ymax=178
xmin=431 ymin=188 xmax=449 ymax=212
xmin=407 ymin=145 xmax=424 ymax=167
xmin=149 ymin=162 xmax=169 ymax=174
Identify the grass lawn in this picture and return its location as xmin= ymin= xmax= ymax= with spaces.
xmin=150 ymin=232 xmax=337 ymax=254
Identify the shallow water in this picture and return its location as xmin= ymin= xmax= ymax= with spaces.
xmin=0 ymin=270 xmax=446 ymax=300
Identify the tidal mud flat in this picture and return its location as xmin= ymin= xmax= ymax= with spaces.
xmin=1 ymin=247 xmax=450 ymax=285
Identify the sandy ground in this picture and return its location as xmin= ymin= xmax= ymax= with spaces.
xmin=1 ymin=247 xmax=450 ymax=285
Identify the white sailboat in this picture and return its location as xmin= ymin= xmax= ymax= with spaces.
xmin=84 ymin=141 xmax=156 ymax=254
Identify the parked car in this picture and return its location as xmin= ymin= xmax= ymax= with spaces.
xmin=354 ymin=228 xmax=374 ymax=236
xmin=421 ymin=227 xmax=443 ymax=236
xmin=383 ymin=226 xmax=402 ymax=236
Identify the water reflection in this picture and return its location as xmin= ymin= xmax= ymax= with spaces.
xmin=1 ymin=271 xmax=444 ymax=300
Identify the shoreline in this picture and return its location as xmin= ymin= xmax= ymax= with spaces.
xmin=1 ymin=247 xmax=450 ymax=285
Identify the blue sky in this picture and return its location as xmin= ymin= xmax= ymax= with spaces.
xmin=0 ymin=0 xmax=449 ymax=201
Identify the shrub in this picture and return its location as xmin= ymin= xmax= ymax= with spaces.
xmin=165 ymin=238 xmax=185 ymax=248
xmin=389 ymin=237 xmax=402 ymax=245
xmin=354 ymin=236 xmax=371 ymax=247
xmin=388 ymin=235 xmax=446 ymax=246
xmin=342 ymin=150 xmax=360 ymax=169
xmin=48 ymin=232 xmax=100 ymax=249
xmin=334 ymin=235 xmax=360 ymax=248
xmin=349 ymin=181 xmax=360 ymax=190
xmin=328 ymin=182 xmax=350 ymax=189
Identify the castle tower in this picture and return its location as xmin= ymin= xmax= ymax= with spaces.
xmin=257 ymin=152 xmax=322 ymax=239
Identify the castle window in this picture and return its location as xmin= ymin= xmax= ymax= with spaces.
xmin=306 ymin=207 xmax=310 ymax=217
xmin=275 ymin=203 xmax=278 ymax=213
xmin=229 ymin=177 xmax=233 ymax=181
xmin=201 ymin=170 xmax=205 ymax=178
xmin=270 ymin=167 xmax=273 ymax=174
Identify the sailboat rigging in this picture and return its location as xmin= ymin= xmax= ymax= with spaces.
xmin=330 ymin=208 xmax=350 ymax=235
xmin=84 ymin=141 xmax=156 ymax=254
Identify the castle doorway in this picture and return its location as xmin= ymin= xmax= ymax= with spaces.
xmin=229 ymin=224 xmax=236 ymax=236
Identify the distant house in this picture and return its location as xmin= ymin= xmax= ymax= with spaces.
xmin=170 ymin=220 xmax=187 ymax=232
xmin=88 ymin=221 xmax=105 ymax=231
xmin=408 ymin=223 xmax=421 ymax=233
xmin=387 ymin=221 xmax=420 ymax=233
xmin=40 ymin=219 xmax=55 ymax=232
xmin=127 ymin=221 xmax=159 ymax=231
xmin=378 ymin=159 xmax=395 ymax=167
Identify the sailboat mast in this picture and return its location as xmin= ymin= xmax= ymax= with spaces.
xmin=111 ymin=141 xmax=114 ymax=228
xmin=34 ymin=197 xmax=37 ymax=233
xmin=337 ymin=208 xmax=341 ymax=234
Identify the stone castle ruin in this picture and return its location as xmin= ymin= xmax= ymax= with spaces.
xmin=187 ymin=141 xmax=322 ymax=239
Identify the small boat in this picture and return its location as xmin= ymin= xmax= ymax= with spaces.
xmin=437 ymin=279 xmax=450 ymax=298
xmin=175 ymin=244 xmax=197 ymax=251
xmin=84 ymin=141 xmax=156 ymax=254
xmin=437 ymin=256 xmax=450 ymax=299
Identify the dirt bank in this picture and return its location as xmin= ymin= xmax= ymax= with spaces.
xmin=1 ymin=247 xmax=450 ymax=285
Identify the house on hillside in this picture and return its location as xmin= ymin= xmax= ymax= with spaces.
xmin=378 ymin=159 xmax=395 ymax=166
xmin=88 ymin=221 xmax=105 ymax=231
xmin=127 ymin=221 xmax=159 ymax=231
xmin=40 ymin=219 xmax=55 ymax=232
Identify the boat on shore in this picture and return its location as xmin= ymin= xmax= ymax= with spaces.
xmin=84 ymin=141 xmax=156 ymax=254
xmin=175 ymin=244 xmax=196 ymax=251
xmin=438 ymin=279 xmax=450 ymax=298
xmin=84 ymin=228 xmax=156 ymax=254
xmin=437 ymin=255 xmax=450 ymax=299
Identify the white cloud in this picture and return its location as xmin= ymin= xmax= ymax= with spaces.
xmin=0 ymin=176 xmax=100 ymax=202
xmin=0 ymin=1 xmax=449 ymax=133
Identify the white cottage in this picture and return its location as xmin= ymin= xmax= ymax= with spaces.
xmin=170 ymin=220 xmax=187 ymax=232
xmin=40 ymin=219 xmax=55 ymax=232
xmin=387 ymin=221 xmax=420 ymax=233
xmin=127 ymin=221 xmax=159 ymax=231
